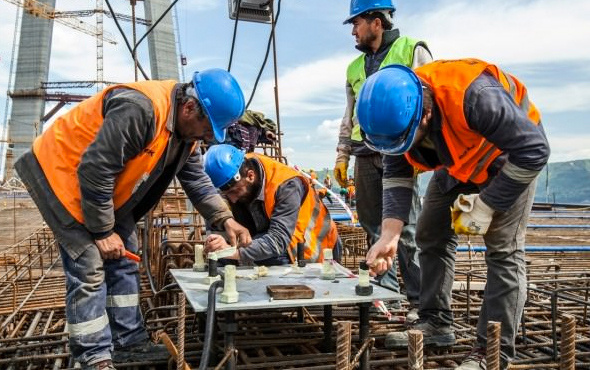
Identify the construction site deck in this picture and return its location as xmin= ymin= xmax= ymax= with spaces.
xmin=1 ymin=183 xmax=590 ymax=369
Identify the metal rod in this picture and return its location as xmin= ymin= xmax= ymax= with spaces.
xmin=335 ymin=321 xmax=351 ymax=370
xmin=408 ymin=329 xmax=423 ymax=370
xmin=177 ymin=293 xmax=186 ymax=370
xmin=560 ymin=315 xmax=576 ymax=370
xmin=486 ymin=321 xmax=501 ymax=370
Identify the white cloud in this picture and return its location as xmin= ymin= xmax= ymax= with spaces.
xmin=282 ymin=147 xmax=295 ymax=156
xmin=400 ymin=0 xmax=590 ymax=64
xmin=250 ymin=54 xmax=354 ymax=117
xmin=531 ymin=83 xmax=590 ymax=113
xmin=315 ymin=118 xmax=341 ymax=141
xmin=547 ymin=135 xmax=590 ymax=163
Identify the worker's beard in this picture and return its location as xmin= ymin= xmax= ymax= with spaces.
xmin=237 ymin=181 xmax=260 ymax=205
xmin=356 ymin=30 xmax=378 ymax=50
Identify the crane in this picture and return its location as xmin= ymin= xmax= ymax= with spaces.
xmin=2 ymin=0 xmax=117 ymax=44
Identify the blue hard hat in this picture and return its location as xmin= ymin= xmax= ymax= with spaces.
xmin=343 ymin=0 xmax=396 ymax=24
xmin=356 ymin=64 xmax=423 ymax=155
xmin=192 ymin=69 xmax=245 ymax=143
xmin=204 ymin=144 xmax=245 ymax=189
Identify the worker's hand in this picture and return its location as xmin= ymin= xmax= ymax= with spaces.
xmin=223 ymin=218 xmax=252 ymax=247
xmin=95 ymin=232 xmax=125 ymax=260
xmin=204 ymin=235 xmax=240 ymax=260
xmin=334 ymin=159 xmax=349 ymax=188
xmin=365 ymin=236 xmax=397 ymax=276
xmin=204 ymin=234 xmax=230 ymax=253
xmin=451 ymin=193 xmax=495 ymax=235
xmin=265 ymin=130 xmax=277 ymax=141
xmin=365 ymin=218 xmax=403 ymax=276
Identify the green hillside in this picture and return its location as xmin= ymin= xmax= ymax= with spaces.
xmin=534 ymin=160 xmax=590 ymax=204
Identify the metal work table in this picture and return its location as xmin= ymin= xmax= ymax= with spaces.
xmin=171 ymin=263 xmax=402 ymax=369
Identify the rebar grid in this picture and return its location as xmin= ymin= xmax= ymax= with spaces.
xmin=3 ymin=198 xmax=590 ymax=368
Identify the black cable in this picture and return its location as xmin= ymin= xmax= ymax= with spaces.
xmin=227 ymin=0 xmax=242 ymax=72
xmin=199 ymin=279 xmax=223 ymax=370
xmin=245 ymin=0 xmax=282 ymax=109
xmin=104 ymin=0 xmax=150 ymax=80
xmin=132 ymin=0 xmax=180 ymax=63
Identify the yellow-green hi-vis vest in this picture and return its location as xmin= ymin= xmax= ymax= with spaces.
xmin=347 ymin=36 xmax=421 ymax=142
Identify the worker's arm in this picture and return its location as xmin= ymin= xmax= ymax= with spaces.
xmin=365 ymin=154 xmax=415 ymax=275
xmin=78 ymin=89 xmax=155 ymax=239
xmin=238 ymin=177 xmax=306 ymax=263
xmin=465 ymin=72 xmax=550 ymax=211
xmin=334 ymin=82 xmax=355 ymax=187
xmin=411 ymin=43 xmax=433 ymax=68
xmin=382 ymin=154 xmax=416 ymax=223
xmin=336 ymin=82 xmax=355 ymax=161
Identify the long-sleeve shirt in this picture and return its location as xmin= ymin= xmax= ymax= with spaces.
xmin=76 ymin=87 xmax=232 ymax=239
xmin=382 ymin=72 xmax=550 ymax=222
xmin=229 ymin=159 xmax=307 ymax=263
xmin=337 ymin=29 xmax=433 ymax=160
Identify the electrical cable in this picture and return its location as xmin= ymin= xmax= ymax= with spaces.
xmin=132 ymin=0 xmax=180 ymax=64
xmin=104 ymin=0 xmax=150 ymax=80
xmin=245 ymin=0 xmax=282 ymax=109
xmin=199 ymin=279 xmax=223 ymax=370
xmin=227 ymin=0 xmax=242 ymax=72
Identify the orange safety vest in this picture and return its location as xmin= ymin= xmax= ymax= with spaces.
xmin=33 ymin=80 xmax=178 ymax=223
xmin=247 ymin=153 xmax=338 ymax=263
xmin=408 ymin=59 xmax=541 ymax=184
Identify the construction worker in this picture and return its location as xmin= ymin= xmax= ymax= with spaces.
xmin=309 ymin=168 xmax=318 ymax=181
xmin=222 ymin=109 xmax=278 ymax=152
xmin=14 ymin=69 xmax=251 ymax=370
xmin=346 ymin=178 xmax=356 ymax=206
xmin=203 ymin=144 xmax=340 ymax=265
xmin=334 ymin=0 xmax=431 ymax=319
xmin=323 ymin=174 xmax=333 ymax=190
xmin=357 ymin=60 xmax=550 ymax=369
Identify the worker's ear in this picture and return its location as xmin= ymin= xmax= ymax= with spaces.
xmin=182 ymin=98 xmax=197 ymax=115
xmin=245 ymin=169 xmax=256 ymax=183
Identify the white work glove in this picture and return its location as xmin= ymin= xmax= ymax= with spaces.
xmin=450 ymin=193 xmax=495 ymax=235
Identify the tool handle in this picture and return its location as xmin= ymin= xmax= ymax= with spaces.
xmin=124 ymin=250 xmax=141 ymax=262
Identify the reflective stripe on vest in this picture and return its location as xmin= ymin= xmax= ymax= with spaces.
xmin=247 ymin=153 xmax=338 ymax=263
xmin=408 ymin=59 xmax=541 ymax=184
xmin=33 ymin=80 xmax=178 ymax=223
xmin=347 ymin=36 xmax=421 ymax=142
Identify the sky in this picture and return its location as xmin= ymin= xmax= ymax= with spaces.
xmin=0 ymin=0 xmax=589 ymax=173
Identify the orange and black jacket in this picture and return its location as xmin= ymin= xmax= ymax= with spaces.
xmin=15 ymin=82 xmax=231 ymax=258
xmin=382 ymin=59 xmax=550 ymax=222
xmin=229 ymin=154 xmax=338 ymax=264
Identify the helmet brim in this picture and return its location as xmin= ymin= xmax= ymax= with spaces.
xmin=361 ymin=105 xmax=422 ymax=155
xmin=211 ymin=118 xmax=227 ymax=142
xmin=343 ymin=7 xmax=396 ymax=24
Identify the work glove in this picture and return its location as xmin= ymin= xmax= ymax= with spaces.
xmin=334 ymin=159 xmax=349 ymax=188
xmin=450 ymin=193 xmax=495 ymax=235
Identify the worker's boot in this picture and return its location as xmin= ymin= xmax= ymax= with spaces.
xmin=385 ymin=320 xmax=455 ymax=349
xmin=405 ymin=306 xmax=419 ymax=326
xmin=112 ymin=340 xmax=170 ymax=363
xmin=455 ymin=347 xmax=487 ymax=369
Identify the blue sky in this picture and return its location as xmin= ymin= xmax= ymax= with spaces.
xmin=1 ymin=0 xmax=589 ymax=173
